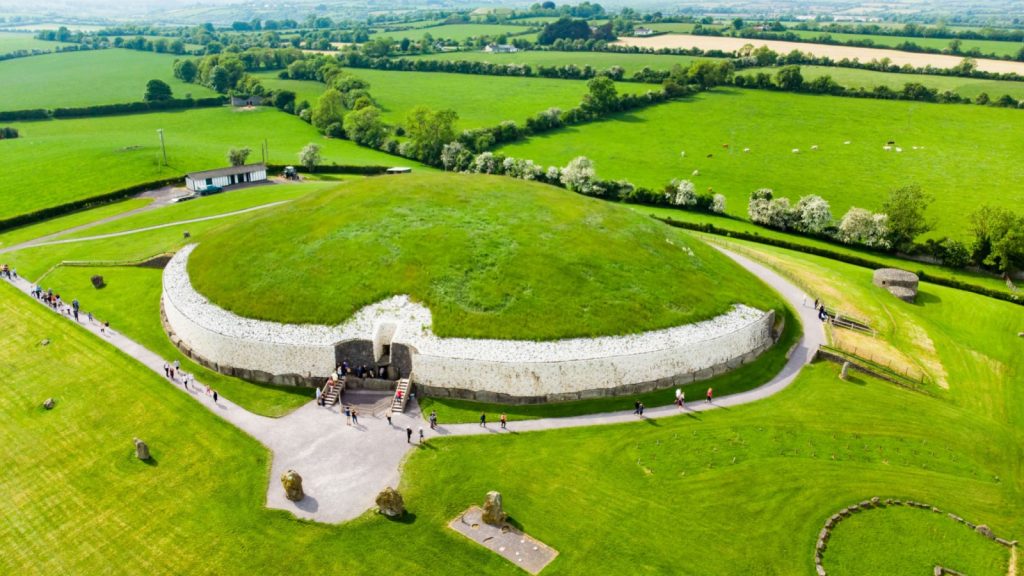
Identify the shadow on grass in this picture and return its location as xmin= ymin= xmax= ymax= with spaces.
xmin=641 ymin=417 xmax=661 ymax=426
xmin=842 ymin=373 xmax=868 ymax=387
xmin=915 ymin=289 xmax=942 ymax=306
xmin=141 ymin=455 xmax=159 ymax=467
xmin=418 ymin=441 xmax=437 ymax=450
xmin=504 ymin=515 xmax=525 ymax=531
xmin=389 ymin=511 xmax=418 ymax=524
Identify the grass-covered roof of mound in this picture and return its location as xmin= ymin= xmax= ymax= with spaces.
xmin=188 ymin=173 xmax=781 ymax=340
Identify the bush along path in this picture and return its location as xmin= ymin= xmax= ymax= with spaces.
xmin=2 ymin=245 xmax=823 ymax=524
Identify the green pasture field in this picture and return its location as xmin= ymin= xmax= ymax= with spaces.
xmin=498 ymin=88 xmax=1024 ymax=239
xmin=370 ymin=23 xmax=535 ymax=41
xmin=0 ymin=31 xmax=71 ymax=52
xmin=738 ymin=65 xmax=1024 ymax=100
xmin=1 ymin=106 xmax=418 ymax=221
xmin=188 ymin=173 xmax=784 ymax=339
xmin=0 ymin=198 xmax=150 ymax=250
xmin=0 ymin=49 xmax=218 ymax=111
xmin=250 ymin=73 xmax=324 ymax=106
xmin=2 ymin=255 xmax=1021 ymax=574
xmin=787 ymin=29 xmax=1024 ymax=58
xmin=254 ymin=69 xmax=594 ymax=129
xmin=406 ymin=49 xmax=708 ymax=74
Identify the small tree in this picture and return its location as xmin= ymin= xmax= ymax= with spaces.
xmin=774 ymin=65 xmax=804 ymax=91
xmin=440 ymin=142 xmax=466 ymax=171
xmin=711 ymin=194 xmax=727 ymax=214
xmin=227 ymin=147 xmax=252 ymax=167
xmin=747 ymin=188 xmax=774 ymax=224
xmin=311 ymin=88 xmax=345 ymax=132
xmin=343 ymin=106 xmax=386 ymax=147
xmin=882 ymin=184 xmax=933 ymax=252
xmin=666 ymin=179 xmax=697 ymax=207
xmin=144 ymin=79 xmax=173 ymax=102
xmin=838 ymin=207 xmax=890 ymax=249
xmin=472 ymin=152 xmax=499 ymax=174
xmin=560 ymin=156 xmax=596 ymax=194
xmin=582 ymin=76 xmax=619 ymax=114
xmin=795 ymin=194 xmax=833 ymax=234
xmin=298 ymin=143 xmax=321 ymax=172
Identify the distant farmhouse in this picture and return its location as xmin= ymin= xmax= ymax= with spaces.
xmin=634 ymin=26 xmax=655 ymax=36
xmin=483 ymin=43 xmax=518 ymax=53
xmin=185 ymin=164 xmax=268 ymax=193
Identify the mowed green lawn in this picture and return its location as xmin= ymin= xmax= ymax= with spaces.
xmin=498 ymin=88 xmax=1024 ymax=238
xmin=407 ymin=49 xmax=708 ymax=74
xmin=1 ymin=107 xmax=418 ymax=220
xmin=255 ymin=68 xmax=592 ymax=129
xmin=788 ymin=29 xmax=1024 ymax=58
xmin=0 ymin=31 xmax=71 ymax=52
xmin=1 ymin=258 xmax=1021 ymax=574
xmin=189 ymin=173 xmax=784 ymax=338
xmin=0 ymin=49 xmax=218 ymax=111
xmin=739 ymin=64 xmax=1024 ymax=99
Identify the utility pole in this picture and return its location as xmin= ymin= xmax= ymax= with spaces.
xmin=156 ymin=128 xmax=167 ymax=166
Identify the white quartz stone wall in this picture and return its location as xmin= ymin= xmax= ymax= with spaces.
xmin=163 ymin=245 xmax=776 ymax=396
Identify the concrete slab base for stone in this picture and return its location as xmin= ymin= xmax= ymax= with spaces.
xmin=448 ymin=506 xmax=558 ymax=575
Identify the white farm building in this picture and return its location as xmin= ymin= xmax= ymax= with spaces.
xmin=185 ymin=164 xmax=268 ymax=192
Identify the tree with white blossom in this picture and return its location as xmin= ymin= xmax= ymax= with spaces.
xmin=666 ymin=179 xmax=697 ymax=207
xmin=795 ymin=194 xmax=833 ymax=234
xmin=838 ymin=207 xmax=890 ymax=249
xmin=711 ymin=194 xmax=727 ymax=214
xmin=560 ymin=156 xmax=596 ymax=194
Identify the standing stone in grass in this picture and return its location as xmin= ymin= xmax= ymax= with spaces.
xmin=133 ymin=438 xmax=150 ymax=461
xmin=840 ymin=362 xmax=850 ymax=380
xmin=281 ymin=469 xmax=304 ymax=501
xmin=375 ymin=487 xmax=405 ymax=518
xmin=975 ymin=524 xmax=995 ymax=539
xmin=42 ymin=398 xmax=55 ymax=410
xmin=482 ymin=491 xmax=507 ymax=526
xmin=91 ymin=275 xmax=105 ymax=289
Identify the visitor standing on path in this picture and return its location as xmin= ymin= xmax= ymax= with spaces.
xmin=479 ymin=413 xmax=487 ymax=427
xmin=163 ymin=362 xmax=170 ymax=378
xmin=633 ymin=400 xmax=640 ymax=414
xmin=419 ymin=427 xmax=425 ymax=444
xmin=385 ymin=410 xmax=392 ymax=426
xmin=406 ymin=427 xmax=413 ymax=443
xmin=315 ymin=386 xmax=322 ymax=406
xmin=706 ymin=387 xmax=713 ymax=404
xmin=351 ymin=408 xmax=359 ymax=426
xmin=500 ymin=413 xmax=507 ymax=430
xmin=680 ymin=391 xmax=685 ymax=410
xmin=344 ymin=405 xmax=352 ymax=426
xmin=638 ymin=402 xmax=645 ymax=417
xmin=429 ymin=410 xmax=437 ymax=430
xmin=212 ymin=390 xmax=218 ymax=403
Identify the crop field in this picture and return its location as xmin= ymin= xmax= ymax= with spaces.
xmin=738 ymin=65 xmax=1024 ymax=100
xmin=645 ymin=22 xmax=699 ymax=33
xmin=0 ymin=49 xmax=218 ymax=111
xmin=0 ymin=31 xmax=71 ymax=52
xmin=254 ymin=69 xmax=595 ymax=129
xmin=498 ymin=88 xmax=1024 ymax=238
xmin=2 ymin=237 xmax=1022 ymax=573
xmin=370 ymin=23 xmax=535 ymax=41
xmin=787 ymin=29 xmax=1024 ymax=58
xmin=407 ymin=48 xmax=709 ymax=74
xmin=1 ymin=107 xmax=417 ymax=220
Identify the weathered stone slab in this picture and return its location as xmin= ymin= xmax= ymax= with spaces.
xmin=448 ymin=506 xmax=557 ymax=576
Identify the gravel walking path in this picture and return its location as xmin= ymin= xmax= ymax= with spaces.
xmin=3 ymin=245 xmax=824 ymax=524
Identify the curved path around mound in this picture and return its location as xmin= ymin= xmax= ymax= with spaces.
xmin=5 ymin=246 xmax=824 ymax=524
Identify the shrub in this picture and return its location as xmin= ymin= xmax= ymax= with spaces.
xmin=560 ymin=156 xmax=596 ymax=194
xmin=838 ymin=207 xmax=890 ymax=249
xmin=711 ymin=193 xmax=727 ymax=214
xmin=795 ymin=194 xmax=833 ymax=234
xmin=665 ymin=179 xmax=697 ymax=206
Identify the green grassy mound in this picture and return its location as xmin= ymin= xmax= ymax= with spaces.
xmin=189 ymin=173 xmax=782 ymax=339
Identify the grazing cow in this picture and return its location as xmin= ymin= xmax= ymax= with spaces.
xmin=895 ymin=147 xmax=903 ymax=152
xmin=722 ymin=144 xmax=730 ymax=149
xmin=883 ymin=145 xmax=892 ymax=151
xmin=886 ymin=140 xmax=896 ymax=145
xmin=706 ymin=153 xmax=713 ymax=158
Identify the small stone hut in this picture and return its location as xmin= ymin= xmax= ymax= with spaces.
xmin=873 ymin=268 xmax=919 ymax=302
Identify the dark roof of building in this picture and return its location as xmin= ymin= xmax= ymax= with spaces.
xmin=186 ymin=163 xmax=267 ymax=180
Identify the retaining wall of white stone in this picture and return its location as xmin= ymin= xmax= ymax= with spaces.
xmin=163 ymin=245 xmax=776 ymax=399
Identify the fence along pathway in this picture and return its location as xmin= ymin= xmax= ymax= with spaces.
xmin=3 ymin=245 xmax=825 ymax=524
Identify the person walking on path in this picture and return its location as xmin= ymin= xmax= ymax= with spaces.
xmin=163 ymin=362 xmax=170 ymax=378
xmin=315 ymin=386 xmax=322 ymax=406
xmin=500 ymin=413 xmax=507 ymax=430
xmin=344 ymin=405 xmax=352 ymax=426
xmin=675 ymin=388 xmax=682 ymax=409
xmin=479 ymin=412 xmax=487 ymax=427
xmin=633 ymin=400 xmax=640 ymax=414
xmin=406 ymin=427 xmax=413 ymax=443
xmin=351 ymin=408 xmax=359 ymax=426
xmin=429 ymin=410 xmax=437 ymax=430
xmin=212 ymin=390 xmax=218 ymax=403
xmin=638 ymin=402 xmax=645 ymax=417
xmin=680 ymin=391 xmax=685 ymax=410
xmin=706 ymin=387 xmax=713 ymax=404
xmin=384 ymin=410 xmax=392 ymax=426
xmin=418 ymin=426 xmax=425 ymax=444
